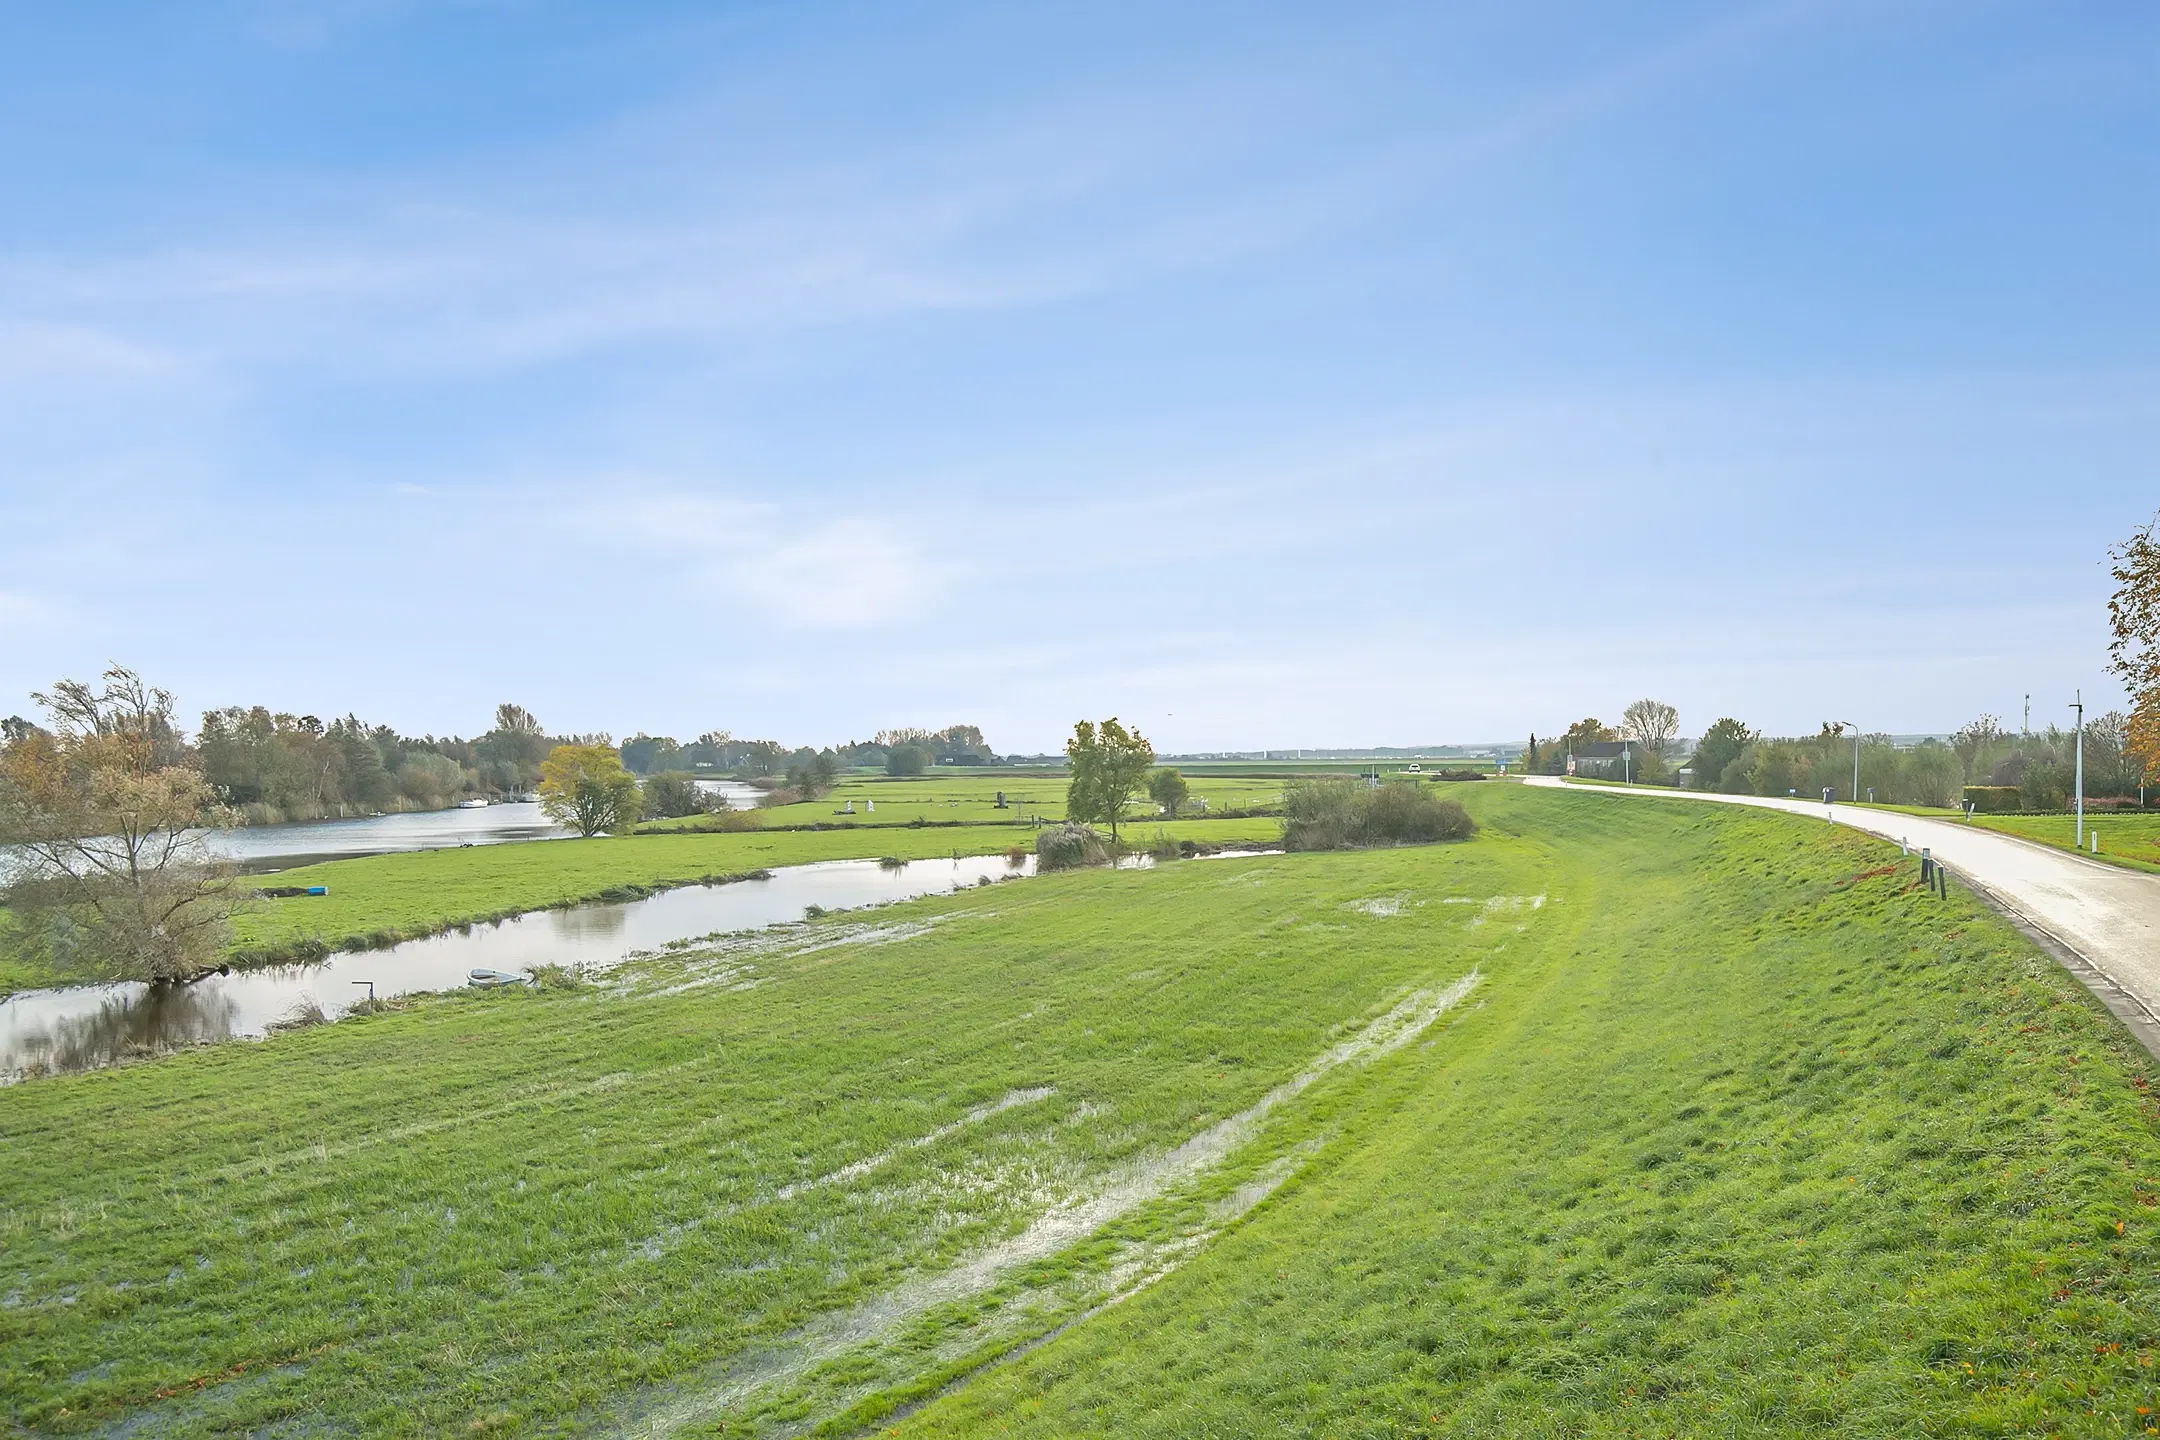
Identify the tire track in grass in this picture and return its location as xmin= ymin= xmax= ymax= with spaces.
xmin=599 ymin=969 xmax=1483 ymax=1438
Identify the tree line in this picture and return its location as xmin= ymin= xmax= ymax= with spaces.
xmin=618 ymin=725 xmax=994 ymax=781
xmin=1525 ymin=705 xmax=2152 ymax=810
xmin=1 ymin=694 xmax=1009 ymax=828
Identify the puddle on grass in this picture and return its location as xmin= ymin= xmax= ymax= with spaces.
xmin=0 ymin=855 xmax=1033 ymax=1079
xmin=597 ymin=970 xmax=1481 ymax=1438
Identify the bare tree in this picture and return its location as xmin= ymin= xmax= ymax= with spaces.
xmin=1621 ymin=699 xmax=1680 ymax=758
xmin=0 ymin=667 xmax=238 ymax=983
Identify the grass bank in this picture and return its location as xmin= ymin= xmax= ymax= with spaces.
xmin=7 ymin=786 xmax=2160 ymax=1435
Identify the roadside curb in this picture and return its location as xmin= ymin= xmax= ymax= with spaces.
xmin=1951 ymin=870 xmax=2160 ymax=1065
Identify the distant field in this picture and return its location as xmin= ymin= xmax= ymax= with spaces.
xmin=645 ymin=769 xmax=1289 ymax=832
xmin=9 ymin=786 xmax=2160 ymax=1435
xmin=1168 ymin=758 xmax=1499 ymax=778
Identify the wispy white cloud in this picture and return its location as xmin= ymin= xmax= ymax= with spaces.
xmin=569 ymin=490 xmax=939 ymax=631
xmin=0 ymin=320 xmax=184 ymax=385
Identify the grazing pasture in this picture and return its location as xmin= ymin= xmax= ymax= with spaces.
xmin=5 ymin=786 xmax=2160 ymax=1437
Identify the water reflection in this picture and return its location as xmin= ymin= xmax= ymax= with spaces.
xmin=2 ymin=853 xmax=1032 ymax=1078
xmin=552 ymin=905 xmax=630 ymax=942
xmin=8 ymin=984 xmax=243 ymax=1074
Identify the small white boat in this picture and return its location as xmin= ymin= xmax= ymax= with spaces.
xmin=468 ymin=968 xmax=527 ymax=988
xmin=456 ymin=797 xmax=490 ymax=809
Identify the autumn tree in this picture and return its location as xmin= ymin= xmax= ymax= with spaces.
xmin=1561 ymin=718 xmax=1616 ymax=755
xmin=1065 ymin=718 xmax=1154 ymax=842
xmin=0 ymin=666 xmax=238 ymax=983
xmin=2111 ymin=515 xmax=2160 ymax=782
xmin=1148 ymin=767 xmax=1190 ymax=818
xmin=539 ymin=743 xmax=642 ymax=837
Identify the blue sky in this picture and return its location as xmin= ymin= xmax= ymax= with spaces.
xmin=1 ymin=1 xmax=2153 ymax=753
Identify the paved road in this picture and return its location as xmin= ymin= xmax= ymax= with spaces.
xmin=1524 ymin=775 xmax=2160 ymax=1053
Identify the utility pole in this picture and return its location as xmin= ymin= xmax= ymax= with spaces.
xmin=2074 ymin=690 xmax=2085 ymax=846
xmin=1835 ymin=720 xmax=1859 ymax=803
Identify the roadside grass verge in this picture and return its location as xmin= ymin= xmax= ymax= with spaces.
xmin=1571 ymin=783 xmax=2160 ymax=875
xmin=7 ymin=786 xmax=2160 ymax=1435
xmin=1961 ymin=811 xmax=2160 ymax=874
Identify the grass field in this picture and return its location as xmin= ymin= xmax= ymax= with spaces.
xmin=8 ymin=785 xmax=2160 ymax=1435
xmin=642 ymin=771 xmax=1289 ymax=833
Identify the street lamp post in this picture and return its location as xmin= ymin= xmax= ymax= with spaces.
xmin=1834 ymin=721 xmax=1860 ymax=803
xmin=2073 ymin=690 xmax=2085 ymax=847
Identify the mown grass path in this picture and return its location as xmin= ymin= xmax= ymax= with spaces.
xmin=6 ymin=787 xmax=2160 ymax=1436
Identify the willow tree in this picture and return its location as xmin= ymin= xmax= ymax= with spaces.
xmin=0 ymin=667 xmax=237 ymax=983
xmin=1065 ymin=718 xmax=1154 ymax=843
xmin=539 ymin=743 xmax=642 ymax=837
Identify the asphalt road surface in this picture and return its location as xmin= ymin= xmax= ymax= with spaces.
xmin=1525 ymin=775 xmax=2160 ymax=1056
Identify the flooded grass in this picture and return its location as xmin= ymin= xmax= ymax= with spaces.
xmin=2 ymin=830 xmax=1498 ymax=1434
xmin=9 ymin=787 xmax=2160 ymax=1435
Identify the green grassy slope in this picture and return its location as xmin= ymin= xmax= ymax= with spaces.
xmin=5 ymin=786 xmax=2159 ymax=1437
xmin=901 ymin=788 xmax=2160 ymax=1438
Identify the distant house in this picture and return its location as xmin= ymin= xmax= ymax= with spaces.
xmin=1567 ymin=741 xmax=1637 ymax=778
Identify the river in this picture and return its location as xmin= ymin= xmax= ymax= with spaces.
xmin=1 ymin=852 xmax=1030 ymax=1078
xmin=197 ymin=779 xmax=762 ymax=870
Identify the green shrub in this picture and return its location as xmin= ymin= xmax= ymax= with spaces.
xmin=1962 ymin=785 xmax=2022 ymax=813
xmin=1036 ymin=823 xmax=1109 ymax=871
xmin=640 ymin=772 xmax=710 ymax=820
xmin=1281 ymin=779 xmax=1477 ymax=851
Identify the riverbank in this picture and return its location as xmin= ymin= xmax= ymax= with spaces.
xmin=0 ymin=817 xmax=1285 ymax=996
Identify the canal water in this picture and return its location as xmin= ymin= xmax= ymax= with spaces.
xmin=200 ymin=781 xmax=762 ymax=871
xmin=0 ymin=852 xmax=1029 ymax=1078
